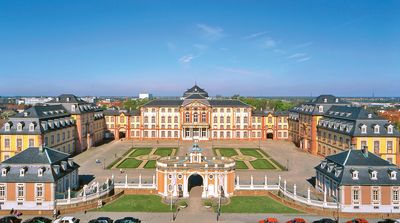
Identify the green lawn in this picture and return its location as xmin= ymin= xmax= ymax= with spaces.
xmin=154 ymin=148 xmax=174 ymax=157
xmin=117 ymin=158 xmax=142 ymax=168
xmin=144 ymin=160 xmax=156 ymax=168
xmin=97 ymin=195 xmax=175 ymax=212
xmin=129 ymin=148 xmax=152 ymax=157
xmin=235 ymin=160 xmax=248 ymax=169
xmin=220 ymin=196 xmax=300 ymax=213
xmin=216 ymin=148 xmax=238 ymax=157
xmin=240 ymin=148 xmax=263 ymax=158
xmin=250 ymin=159 xmax=275 ymax=169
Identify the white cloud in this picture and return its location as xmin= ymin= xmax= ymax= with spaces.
xmin=293 ymin=41 xmax=313 ymax=49
xmin=297 ymin=57 xmax=311 ymax=62
xmin=244 ymin=31 xmax=267 ymax=40
xmin=197 ymin=23 xmax=224 ymax=40
xmin=178 ymin=55 xmax=195 ymax=64
xmin=263 ymin=37 xmax=277 ymax=49
xmin=287 ymin=53 xmax=307 ymax=59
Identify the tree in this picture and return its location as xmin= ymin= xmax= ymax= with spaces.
xmin=122 ymin=98 xmax=149 ymax=110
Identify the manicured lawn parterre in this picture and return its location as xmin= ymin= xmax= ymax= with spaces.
xmin=239 ymin=148 xmax=263 ymax=158
xmin=144 ymin=160 xmax=156 ymax=168
xmin=235 ymin=160 xmax=248 ymax=169
xmin=129 ymin=148 xmax=152 ymax=157
xmin=250 ymin=159 xmax=275 ymax=169
xmin=220 ymin=196 xmax=301 ymax=213
xmin=117 ymin=158 xmax=142 ymax=168
xmin=215 ymin=148 xmax=238 ymax=157
xmin=154 ymin=148 xmax=174 ymax=157
xmin=97 ymin=195 xmax=176 ymax=212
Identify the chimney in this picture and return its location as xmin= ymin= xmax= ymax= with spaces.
xmin=56 ymin=97 xmax=59 ymax=102
xmin=362 ymin=146 xmax=368 ymax=157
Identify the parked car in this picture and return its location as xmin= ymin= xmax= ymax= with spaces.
xmin=23 ymin=217 xmax=52 ymax=223
xmin=52 ymin=217 xmax=80 ymax=223
xmin=114 ymin=217 xmax=140 ymax=223
xmin=312 ymin=219 xmax=337 ymax=223
xmin=378 ymin=220 xmax=400 ymax=223
xmin=286 ymin=218 xmax=306 ymax=223
xmin=0 ymin=216 xmax=22 ymax=223
xmin=87 ymin=217 xmax=113 ymax=223
xmin=259 ymin=218 xmax=279 ymax=223
xmin=345 ymin=219 xmax=368 ymax=223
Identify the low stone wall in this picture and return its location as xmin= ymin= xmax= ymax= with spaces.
xmin=0 ymin=210 xmax=53 ymax=216
xmin=115 ymin=188 xmax=157 ymax=195
xmin=233 ymin=189 xmax=269 ymax=196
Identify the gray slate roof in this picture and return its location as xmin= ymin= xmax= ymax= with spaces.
xmin=291 ymin=94 xmax=349 ymax=115
xmin=0 ymin=147 xmax=79 ymax=183
xmin=47 ymin=94 xmax=102 ymax=114
xmin=318 ymin=105 xmax=399 ymax=137
xmin=315 ymin=149 xmax=400 ymax=186
xmin=103 ymin=109 xmax=140 ymax=116
xmin=143 ymin=98 xmax=250 ymax=108
xmin=183 ymin=84 xmax=209 ymax=98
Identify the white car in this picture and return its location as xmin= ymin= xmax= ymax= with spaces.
xmin=53 ymin=217 xmax=80 ymax=223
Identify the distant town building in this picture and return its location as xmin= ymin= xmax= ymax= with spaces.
xmin=0 ymin=105 xmax=76 ymax=161
xmin=103 ymin=85 xmax=289 ymax=141
xmin=0 ymin=146 xmax=79 ymax=211
xmin=139 ymin=93 xmax=153 ymax=99
xmin=315 ymin=148 xmax=400 ymax=213
xmin=21 ymin=97 xmax=53 ymax=105
xmin=80 ymin=96 xmax=97 ymax=104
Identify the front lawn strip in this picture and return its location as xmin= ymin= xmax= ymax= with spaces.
xmin=97 ymin=195 xmax=176 ymax=212
xmin=220 ymin=196 xmax=301 ymax=213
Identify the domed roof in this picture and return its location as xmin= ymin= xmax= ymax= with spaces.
xmin=183 ymin=84 xmax=209 ymax=98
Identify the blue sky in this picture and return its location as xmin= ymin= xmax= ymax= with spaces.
xmin=0 ymin=1 xmax=399 ymax=97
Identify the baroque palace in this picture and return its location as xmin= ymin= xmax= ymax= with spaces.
xmin=289 ymin=95 xmax=400 ymax=165
xmin=104 ymin=85 xmax=289 ymax=141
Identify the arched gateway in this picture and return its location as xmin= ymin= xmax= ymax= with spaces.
xmin=156 ymin=144 xmax=235 ymax=198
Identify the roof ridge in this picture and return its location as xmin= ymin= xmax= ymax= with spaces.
xmin=343 ymin=149 xmax=351 ymax=165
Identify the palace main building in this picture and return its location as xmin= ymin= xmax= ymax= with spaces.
xmin=104 ymin=85 xmax=289 ymax=141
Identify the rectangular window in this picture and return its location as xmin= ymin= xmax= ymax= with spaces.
xmin=393 ymin=187 xmax=399 ymax=203
xmin=36 ymin=184 xmax=43 ymax=197
xmin=353 ymin=189 xmax=359 ymax=203
xmin=17 ymin=184 xmax=24 ymax=198
xmin=0 ymin=185 xmax=5 ymax=197
xmin=361 ymin=140 xmax=367 ymax=149
xmin=387 ymin=141 xmax=393 ymax=153
xmin=16 ymin=139 xmax=22 ymax=149
xmin=374 ymin=141 xmax=380 ymax=154
xmin=4 ymin=139 xmax=10 ymax=149
xmin=29 ymin=139 xmax=34 ymax=147
xmin=372 ymin=187 xmax=380 ymax=203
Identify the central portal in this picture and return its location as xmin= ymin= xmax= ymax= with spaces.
xmin=188 ymin=174 xmax=203 ymax=192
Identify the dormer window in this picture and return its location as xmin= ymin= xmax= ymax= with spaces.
xmin=66 ymin=97 xmax=70 ymax=102
xmin=390 ymin=171 xmax=397 ymax=180
xmin=361 ymin=125 xmax=367 ymax=134
xmin=29 ymin=123 xmax=35 ymax=132
xmin=318 ymin=106 xmax=323 ymax=113
xmin=1 ymin=168 xmax=8 ymax=176
xmin=71 ymin=105 xmax=76 ymax=112
xmin=352 ymin=170 xmax=359 ymax=180
xmin=368 ymin=114 xmax=372 ymax=119
xmin=374 ymin=125 xmax=380 ymax=134
xmin=20 ymin=168 xmax=26 ymax=177
xmin=17 ymin=123 xmax=23 ymax=131
xmin=323 ymin=98 xmax=327 ymax=103
xmin=335 ymin=98 xmax=339 ymax=103
xmin=370 ymin=170 xmax=378 ymax=180
xmin=388 ymin=125 xmax=393 ymax=134
xmin=4 ymin=123 xmax=10 ymax=132
xmin=38 ymin=168 xmax=44 ymax=177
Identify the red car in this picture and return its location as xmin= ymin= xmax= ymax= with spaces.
xmin=287 ymin=218 xmax=306 ymax=223
xmin=259 ymin=218 xmax=279 ymax=223
xmin=346 ymin=219 xmax=368 ymax=223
